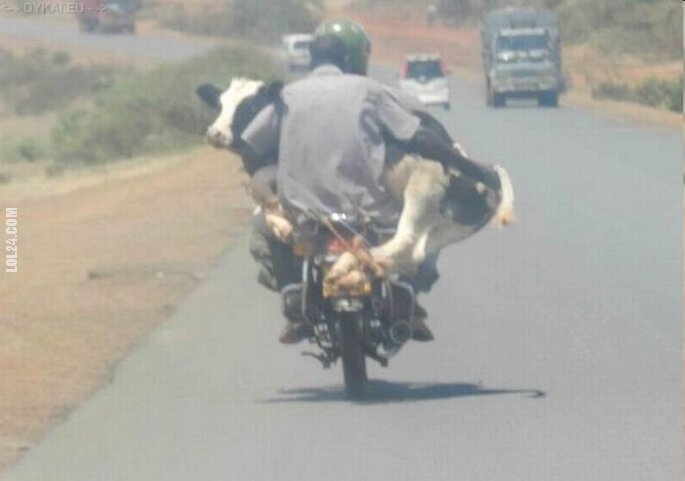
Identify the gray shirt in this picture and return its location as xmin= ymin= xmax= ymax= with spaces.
xmin=242 ymin=65 xmax=422 ymax=226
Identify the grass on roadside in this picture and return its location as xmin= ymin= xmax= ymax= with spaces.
xmin=51 ymin=45 xmax=277 ymax=165
xmin=0 ymin=137 xmax=47 ymax=163
xmin=592 ymin=76 xmax=683 ymax=113
xmin=0 ymin=48 xmax=127 ymax=116
xmin=154 ymin=0 xmax=323 ymax=41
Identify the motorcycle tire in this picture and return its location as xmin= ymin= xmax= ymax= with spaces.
xmin=338 ymin=312 xmax=367 ymax=400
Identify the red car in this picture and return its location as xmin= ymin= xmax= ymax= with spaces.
xmin=78 ymin=0 xmax=137 ymax=34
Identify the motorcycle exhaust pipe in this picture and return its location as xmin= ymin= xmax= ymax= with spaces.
xmin=389 ymin=320 xmax=413 ymax=346
xmin=378 ymin=321 xmax=413 ymax=359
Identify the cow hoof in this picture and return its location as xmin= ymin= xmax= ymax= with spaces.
xmin=373 ymin=258 xmax=393 ymax=277
xmin=369 ymin=248 xmax=391 ymax=266
xmin=326 ymin=252 xmax=359 ymax=281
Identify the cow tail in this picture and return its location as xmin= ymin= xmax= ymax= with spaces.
xmin=491 ymin=165 xmax=516 ymax=227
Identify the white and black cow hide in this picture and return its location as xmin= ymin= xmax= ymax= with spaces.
xmin=196 ymin=78 xmax=515 ymax=276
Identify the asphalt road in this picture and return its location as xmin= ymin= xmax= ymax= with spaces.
xmin=0 ymin=15 xmax=211 ymax=61
xmin=2 ymin=18 xmax=683 ymax=481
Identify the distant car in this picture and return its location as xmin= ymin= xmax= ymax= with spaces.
xmin=280 ymin=34 xmax=314 ymax=72
xmin=78 ymin=0 xmax=136 ymax=34
xmin=399 ymin=54 xmax=451 ymax=110
xmin=98 ymin=1 xmax=136 ymax=33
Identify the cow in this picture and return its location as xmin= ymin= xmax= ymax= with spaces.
xmin=196 ymin=78 xmax=515 ymax=277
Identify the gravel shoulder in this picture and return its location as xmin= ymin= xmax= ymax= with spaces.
xmin=0 ymin=14 xmax=253 ymax=470
xmin=0 ymin=147 xmax=252 ymax=469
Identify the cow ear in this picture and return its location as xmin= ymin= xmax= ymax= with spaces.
xmin=265 ymin=81 xmax=284 ymax=100
xmin=195 ymin=83 xmax=222 ymax=109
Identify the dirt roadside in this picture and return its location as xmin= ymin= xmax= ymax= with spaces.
xmin=0 ymin=14 xmax=259 ymax=470
xmin=0 ymin=147 xmax=253 ymax=469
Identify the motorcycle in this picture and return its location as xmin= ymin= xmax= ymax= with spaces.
xmin=281 ymin=212 xmax=417 ymax=400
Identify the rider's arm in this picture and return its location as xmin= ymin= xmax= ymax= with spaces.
xmin=406 ymin=127 xmax=496 ymax=187
xmin=375 ymin=87 xmax=496 ymax=187
xmin=385 ymin=86 xmax=454 ymax=145
xmin=236 ymin=142 xmax=276 ymax=177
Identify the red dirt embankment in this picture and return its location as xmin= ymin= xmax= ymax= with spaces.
xmin=349 ymin=10 xmax=480 ymax=71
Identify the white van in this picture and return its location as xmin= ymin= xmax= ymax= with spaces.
xmin=398 ymin=54 xmax=451 ymax=110
xmin=281 ymin=34 xmax=314 ymax=72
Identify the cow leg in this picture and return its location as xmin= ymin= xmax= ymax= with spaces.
xmin=372 ymin=159 xmax=448 ymax=273
xmin=247 ymin=165 xmax=294 ymax=243
xmin=414 ymin=221 xmax=465 ymax=262
xmin=250 ymin=210 xmax=301 ymax=291
xmin=415 ymin=165 xmax=517 ymax=261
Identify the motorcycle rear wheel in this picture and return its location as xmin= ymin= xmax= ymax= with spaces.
xmin=338 ymin=312 xmax=367 ymax=400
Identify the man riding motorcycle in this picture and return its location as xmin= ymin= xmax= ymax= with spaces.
xmin=243 ymin=19 xmax=500 ymax=344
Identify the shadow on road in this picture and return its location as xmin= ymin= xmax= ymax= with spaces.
xmin=260 ymin=380 xmax=546 ymax=405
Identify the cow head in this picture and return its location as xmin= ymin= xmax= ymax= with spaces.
xmin=196 ymin=78 xmax=283 ymax=150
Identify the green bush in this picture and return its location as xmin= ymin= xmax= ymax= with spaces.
xmin=159 ymin=0 xmax=323 ymax=41
xmin=16 ymin=137 xmax=44 ymax=162
xmin=592 ymin=76 xmax=683 ymax=113
xmin=157 ymin=2 xmax=232 ymax=35
xmin=634 ymin=77 xmax=683 ymax=112
xmin=558 ymin=0 xmax=681 ymax=61
xmin=0 ymin=136 xmax=46 ymax=163
xmin=51 ymin=46 xmax=277 ymax=165
xmin=45 ymin=163 xmax=66 ymax=178
xmin=0 ymin=48 xmax=125 ymax=116
xmin=592 ymin=82 xmax=632 ymax=102
xmin=232 ymin=0 xmax=323 ymax=38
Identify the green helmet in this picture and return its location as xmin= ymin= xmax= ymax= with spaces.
xmin=314 ymin=19 xmax=371 ymax=75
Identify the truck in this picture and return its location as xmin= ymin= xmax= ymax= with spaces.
xmin=481 ymin=8 xmax=562 ymax=108
xmin=77 ymin=0 xmax=138 ymax=34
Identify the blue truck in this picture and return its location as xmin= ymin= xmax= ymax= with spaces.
xmin=482 ymin=8 xmax=562 ymax=108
